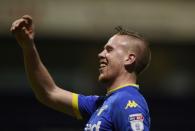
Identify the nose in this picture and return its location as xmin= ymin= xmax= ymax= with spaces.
xmin=98 ymin=50 xmax=105 ymax=59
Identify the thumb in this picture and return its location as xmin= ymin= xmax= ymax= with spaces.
xmin=22 ymin=26 xmax=29 ymax=34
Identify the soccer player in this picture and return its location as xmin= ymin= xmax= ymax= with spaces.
xmin=11 ymin=15 xmax=151 ymax=131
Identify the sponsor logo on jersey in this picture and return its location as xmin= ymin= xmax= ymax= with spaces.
xmin=85 ymin=121 xmax=102 ymax=131
xmin=125 ymin=100 xmax=138 ymax=109
xmin=97 ymin=105 xmax=108 ymax=116
xmin=129 ymin=113 xmax=144 ymax=131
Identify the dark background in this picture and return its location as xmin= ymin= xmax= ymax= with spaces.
xmin=0 ymin=35 xmax=194 ymax=131
xmin=1 ymin=1 xmax=195 ymax=130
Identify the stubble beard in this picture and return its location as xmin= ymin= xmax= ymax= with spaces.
xmin=98 ymin=67 xmax=115 ymax=84
xmin=98 ymin=67 xmax=110 ymax=83
xmin=98 ymin=74 xmax=109 ymax=83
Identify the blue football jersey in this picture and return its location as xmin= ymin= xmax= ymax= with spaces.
xmin=72 ymin=84 xmax=150 ymax=131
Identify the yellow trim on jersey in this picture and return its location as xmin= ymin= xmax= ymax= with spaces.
xmin=72 ymin=93 xmax=82 ymax=119
xmin=107 ymin=83 xmax=139 ymax=94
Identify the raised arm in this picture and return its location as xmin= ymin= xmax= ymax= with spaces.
xmin=10 ymin=15 xmax=77 ymax=117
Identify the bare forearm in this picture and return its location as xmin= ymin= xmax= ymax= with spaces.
xmin=11 ymin=15 xmax=75 ymax=117
xmin=23 ymin=44 xmax=56 ymax=100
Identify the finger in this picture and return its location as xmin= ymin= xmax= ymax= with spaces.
xmin=16 ymin=26 xmax=28 ymax=37
xmin=14 ymin=19 xmax=28 ymax=30
xmin=10 ymin=20 xmax=20 ymax=33
xmin=18 ymin=19 xmax=28 ymax=28
xmin=11 ymin=19 xmax=20 ymax=29
xmin=11 ymin=19 xmax=27 ymax=34
xmin=10 ymin=15 xmax=32 ymax=34
xmin=22 ymin=15 xmax=32 ymax=25
xmin=22 ymin=26 xmax=29 ymax=35
xmin=11 ymin=19 xmax=23 ymax=29
xmin=10 ymin=26 xmax=15 ymax=32
xmin=14 ymin=19 xmax=23 ymax=27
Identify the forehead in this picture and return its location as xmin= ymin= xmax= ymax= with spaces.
xmin=105 ymin=34 xmax=130 ymax=48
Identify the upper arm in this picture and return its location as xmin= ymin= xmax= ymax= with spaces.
xmin=38 ymin=86 xmax=99 ymax=120
xmin=38 ymin=85 xmax=77 ymax=118
xmin=77 ymin=94 xmax=100 ymax=120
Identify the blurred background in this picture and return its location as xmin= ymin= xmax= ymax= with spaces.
xmin=0 ymin=0 xmax=195 ymax=131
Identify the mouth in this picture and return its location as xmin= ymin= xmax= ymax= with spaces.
xmin=99 ymin=60 xmax=108 ymax=71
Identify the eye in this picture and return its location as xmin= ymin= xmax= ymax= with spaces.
xmin=106 ymin=46 xmax=113 ymax=52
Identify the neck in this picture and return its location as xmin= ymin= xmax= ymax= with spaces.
xmin=105 ymin=73 xmax=137 ymax=93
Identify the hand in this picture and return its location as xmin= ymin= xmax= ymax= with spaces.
xmin=10 ymin=15 xmax=35 ymax=49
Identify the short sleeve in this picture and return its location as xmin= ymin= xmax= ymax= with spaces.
xmin=76 ymin=94 xmax=99 ymax=120
xmin=111 ymin=96 xmax=150 ymax=131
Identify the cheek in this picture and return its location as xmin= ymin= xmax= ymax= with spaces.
xmin=107 ymin=52 xmax=125 ymax=70
xmin=109 ymin=56 xmax=124 ymax=68
xmin=107 ymin=61 xmax=121 ymax=76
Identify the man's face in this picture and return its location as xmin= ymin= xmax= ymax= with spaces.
xmin=98 ymin=35 xmax=130 ymax=83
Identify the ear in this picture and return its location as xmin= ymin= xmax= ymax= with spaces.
xmin=124 ymin=53 xmax=136 ymax=66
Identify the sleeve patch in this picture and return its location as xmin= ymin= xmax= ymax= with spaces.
xmin=129 ymin=113 xmax=144 ymax=131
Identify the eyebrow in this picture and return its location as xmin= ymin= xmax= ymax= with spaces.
xmin=104 ymin=44 xmax=114 ymax=50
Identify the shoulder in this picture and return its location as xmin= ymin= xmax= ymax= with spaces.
xmin=78 ymin=94 xmax=101 ymax=108
xmin=110 ymin=91 xmax=137 ymax=106
xmin=109 ymin=90 xmax=148 ymax=113
xmin=76 ymin=94 xmax=101 ymax=120
xmin=107 ymin=90 xmax=151 ymax=130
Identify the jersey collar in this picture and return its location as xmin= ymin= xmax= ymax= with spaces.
xmin=107 ymin=83 xmax=139 ymax=94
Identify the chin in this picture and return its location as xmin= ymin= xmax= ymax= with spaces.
xmin=98 ymin=74 xmax=110 ymax=83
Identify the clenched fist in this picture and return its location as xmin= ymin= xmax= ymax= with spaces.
xmin=10 ymin=15 xmax=35 ymax=49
